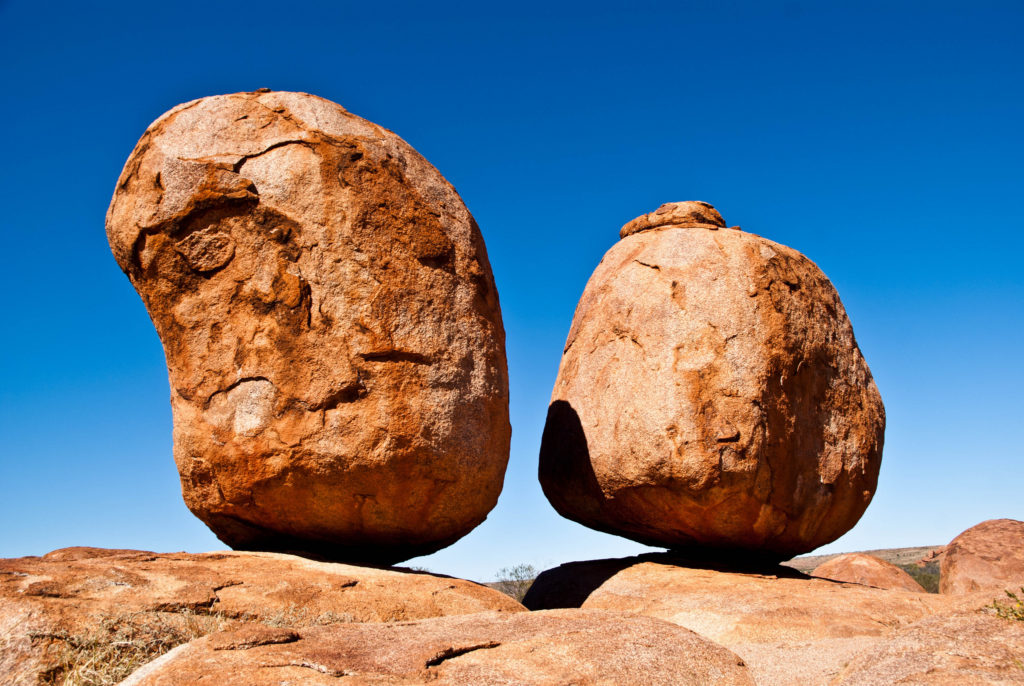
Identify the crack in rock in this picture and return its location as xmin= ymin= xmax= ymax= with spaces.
xmin=424 ymin=641 xmax=502 ymax=667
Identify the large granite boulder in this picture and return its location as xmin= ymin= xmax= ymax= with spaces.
xmin=539 ymin=201 xmax=884 ymax=559
xmin=120 ymin=609 xmax=755 ymax=685
xmin=0 ymin=547 xmax=524 ymax=685
xmin=523 ymin=553 xmax=952 ymax=686
xmin=105 ymin=91 xmax=510 ymax=564
xmin=940 ymin=519 xmax=1024 ymax=594
xmin=812 ymin=552 xmax=926 ymax=593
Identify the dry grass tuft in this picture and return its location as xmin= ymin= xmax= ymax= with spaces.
xmin=35 ymin=603 xmax=357 ymax=685
xmin=37 ymin=609 xmax=232 ymax=686
xmin=259 ymin=603 xmax=356 ymax=627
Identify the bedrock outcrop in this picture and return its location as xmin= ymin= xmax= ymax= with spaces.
xmin=105 ymin=91 xmax=510 ymax=563
xmin=940 ymin=518 xmax=1024 ymax=594
xmin=832 ymin=609 xmax=1024 ymax=685
xmin=120 ymin=609 xmax=755 ymax=686
xmin=522 ymin=553 xmax=956 ymax=686
xmin=539 ymin=201 xmax=884 ymax=558
xmin=0 ymin=547 xmax=524 ymax=685
xmin=811 ymin=552 xmax=925 ymax=592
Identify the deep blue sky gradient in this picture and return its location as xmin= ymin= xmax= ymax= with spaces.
xmin=1 ymin=0 xmax=1021 ymax=580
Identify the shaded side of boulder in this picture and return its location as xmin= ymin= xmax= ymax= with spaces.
xmin=812 ymin=553 xmax=926 ymax=592
xmin=940 ymin=518 xmax=1024 ymax=595
xmin=121 ymin=609 xmax=755 ymax=686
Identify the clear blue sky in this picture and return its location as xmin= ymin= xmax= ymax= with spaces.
xmin=1 ymin=1 xmax=1021 ymax=581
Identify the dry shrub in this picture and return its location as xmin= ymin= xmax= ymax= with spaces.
xmin=493 ymin=564 xmax=537 ymax=603
xmin=38 ymin=609 xmax=232 ymax=686
xmin=37 ymin=603 xmax=358 ymax=685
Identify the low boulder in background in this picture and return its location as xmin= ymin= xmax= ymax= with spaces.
xmin=940 ymin=518 xmax=1024 ymax=595
xmin=811 ymin=552 xmax=926 ymax=593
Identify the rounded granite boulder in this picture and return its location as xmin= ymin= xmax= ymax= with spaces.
xmin=812 ymin=553 xmax=925 ymax=592
xmin=106 ymin=91 xmax=510 ymax=564
xmin=939 ymin=518 xmax=1024 ymax=594
xmin=539 ymin=201 xmax=884 ymax=560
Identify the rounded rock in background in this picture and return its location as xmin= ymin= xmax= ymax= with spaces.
xmin=539 ymin=201 xmax=884 ymax=560
xmin=812 ymin=553 xmax=925 ymax=592
xmin=939 ymin=518 xmax=1024 ymax=594
xmin=106 ymin=91 xmax=510 ymax=564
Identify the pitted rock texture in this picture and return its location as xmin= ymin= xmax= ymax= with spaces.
xmin=940 ymin=518 xmax=1024 ymax=594
xmin=619 ymin=199 xmax=728 ymax=237
xmin=539 ymin=201 xmax=884 ymax=558
xmin=832 ymin=610 xmax=1024 ymax=685
xmin=812 ymin=553 xmax=926 ymax=593
xmin=106 ymin=91 xmax=510 ymax=563
xmin=120 ymin=609 xmax=755 ymax=686
xmin=0 ymin=547 xmax=524 ymax=685
xmin=522 ymin=554 xmax=955 ymax=686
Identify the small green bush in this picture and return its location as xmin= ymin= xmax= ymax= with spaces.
xmin=990 ymin=588 xmax=1024 ymax=622
xmin=898 ymin=561 xmax=940 ymax=593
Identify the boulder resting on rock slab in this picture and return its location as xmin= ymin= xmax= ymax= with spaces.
xmin=940 ymin=518 xmax=1024 ymax=595
xmin=0 ymin=547 xmax=523 ymax=686
xmin=523 ymin=553 xmax=953 ymax=686
xmin=105 ymin=91 xmax=510 ymax=564
xmin=811 ymin=552 xmax=926 ymax=593
xmin=539 ymin=201 xmax=885 ymax=559
xmin=120 ymin=609 xmax=755 ymax=686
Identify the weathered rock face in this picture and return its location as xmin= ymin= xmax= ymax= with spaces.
xmin=0 ymin=547 xmax=524 ymax=685
xmin=940 ymin=518 xmax=1024 ymax=594
xmin=106 ymin=91 xmax=510 ymax=563
xmin=812 ymin=553 xmax=926 ymax=593
xmin=539 ymin=201 xmax=884 ymax=558
xmin=121 ymin=609 xmax=755 ymax=686
xmin=832 ymin=610 xmax=1024 ymax=685
xmin=523 ymin=554 xmax=953 ymax=686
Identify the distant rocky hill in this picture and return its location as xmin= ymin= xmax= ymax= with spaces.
xmin=784 ymin=546 xmax=942 ymax=573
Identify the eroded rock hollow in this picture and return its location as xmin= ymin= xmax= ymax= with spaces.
xmin=106 ymin=91 xmax=510 ymax=564
xmin=539 ymin=201 xmax=884 ymax=560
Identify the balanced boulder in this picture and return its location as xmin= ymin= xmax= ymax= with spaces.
xmin=539 ymin=201 xmax=884 ymax=559
xmin=106 ymin=91 xmax=510 ymax=563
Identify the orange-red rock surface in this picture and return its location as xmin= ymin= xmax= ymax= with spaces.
xmin=120 ymin=610 xmax=755 ymax=686
xmin=540 ymin=201 xmax=884 ymax=558
xmin=940 ymin=518 xmax=1024 ymax=594
xmin=832 ymin=609 xmax=1024 ymax=685
xmin=105 ymin=91 xmax=510 ymax=564
xmin=523 ymin=553 xmax=952 ymax=686
xmin=0 ymin=547 xmax=523 ymax=685
xmin=812 ymin=552 xmax=925 ymax=592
